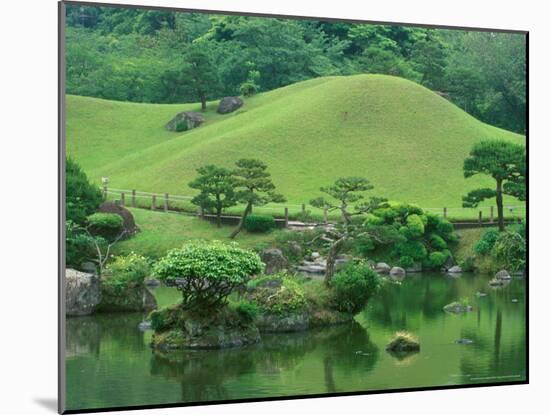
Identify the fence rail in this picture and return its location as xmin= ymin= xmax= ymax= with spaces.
xmin=103 ymin=186 xmax=526 ymax=225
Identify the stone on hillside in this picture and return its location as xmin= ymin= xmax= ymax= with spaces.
xmin=447 ymin=265 xmax=462 ymax=274
xmin=390 ymin=266 xmax=406 ymax=276
xmin=165 ymin=111 xmax=205 ymax=131
xmin=99 ymin=202 xmax=139 ymax=235
xmin=217 ymin=96 xmax=243 ymax=114
xmin=375 ymin=263 xmax=391 ymax=274
xmin=261 ymin=248 xmax=289 ymax=275
xmin=66 ymin=268 xmax=102 ymax=316
xmin=495 ymin=270 xmax=511 ymax=280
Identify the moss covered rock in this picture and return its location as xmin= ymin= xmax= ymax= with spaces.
xmin=150 ymin=306 xmax=260 ymax=350
xmin=386 ymin=332 xmax=420 ymax=354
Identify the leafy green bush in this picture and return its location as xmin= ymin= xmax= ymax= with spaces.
xmin=239 ymin=81 xmax=259 ymax=97
xmin=87 ymin=212 xmax=124 ymax=239
xmin=175 ymin=120 xmax=188 ymax=132
xmin=474 ymin=229 xmax=499 ymax=255
xmin=425 ymin=251 xmax=449 ymax=268
xmin=233 ymin=300 xmax=260 ymax=322
xmin=104 ymin=252 xmax=150 ymax=291
xmin=331 ymin=262 xmax=382 ymax=314
xmin=246 ymin=273 xmax=307 ymax=314
xmin=396 ymin=240 xmax=427 ymax=261
xmin=429 ymin=233 xmax=448 ymax=250
xmin=66 ymin=157 xmax=102 ymax=225
xmin=244 ymin=214 xmax=276 ymax=233
xmin=153 ymin=241 xmax=263 ymax=310
xmin=492 ymin=231 xmax=526 ymax=271
xmin=399 ymin=255 xmax=415 ymax=268
xmin=65 ymin=220 xmax=101 ymax=268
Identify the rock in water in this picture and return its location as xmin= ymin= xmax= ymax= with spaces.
xmin=217 ymin=96 xmax=243 ymax=114
xmin=97 ymin=284 xmax=158 ymax=313
xmin=375 ymin=263 xmax=391 ymax=274
xmin=66 ymin=268 xmax=102 ymax=316
xmin=260 ymin=248 xmax=289 ymax=275
xmin=165 ymin=111 xmax=205 ymax=131
xmin=386 ymin=332 xmax=420 ymax=353
xmin=99 ymin=202 xmax=139 ymax=235
xmin=390 ymin=267 xmax=406 ymax=276
xmin=443 ymin=301 xmax=473 ymax=313
xmin=455 ymin=338 xmax=474 ymax=345
xmin=447 ymin=265 xmax=462 ymax=274
xmin=495 ymin=270 xmax=512 ymax=280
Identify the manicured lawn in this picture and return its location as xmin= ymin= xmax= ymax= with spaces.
xmin=114 ymin=208 xmax=281 ymax=258
xmin=67 ymin=74 xmax=525 ymax=213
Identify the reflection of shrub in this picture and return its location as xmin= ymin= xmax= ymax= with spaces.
xmin=153 ymin=241 xmax=263 ymax=311
xmin=492 ymin=231 xmax=526 ymax=271
xmin=474 ymin=229 xmax=499 ymax=255
xmin=87 ymin=213 xmax=123 ymax=239
xmin=332 ymin=263 xmax=381 ymax=314
xmin=244 ymin=214 xmax=275 ymax=233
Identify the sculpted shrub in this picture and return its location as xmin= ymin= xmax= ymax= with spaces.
xmin=87 ymin=212 xmax=124 ymax=240
xmin=331 ymin=263 xmax=382 ymax=314
xmin=153 ymin=241 xmax=263 ymax=310
xmin=474 ymin=229 xmax=499 ymax=255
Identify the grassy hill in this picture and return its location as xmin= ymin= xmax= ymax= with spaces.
xmin=66 ymin=74 xmax=524 ymax=213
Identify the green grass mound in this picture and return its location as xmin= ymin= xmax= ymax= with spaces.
xmin=67 ymin=74 xmax=524 ymax=210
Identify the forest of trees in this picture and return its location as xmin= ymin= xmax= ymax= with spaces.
xmin=65 ymin=5 xmax=526 ymax=133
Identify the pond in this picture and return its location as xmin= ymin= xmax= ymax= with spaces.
xmin=65 ymin=273 xmax=526 ymax=411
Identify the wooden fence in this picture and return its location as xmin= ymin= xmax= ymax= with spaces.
xmin=103 ymin=187 xmax=525 ymax=227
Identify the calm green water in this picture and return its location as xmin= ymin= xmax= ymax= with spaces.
xmin=65 ymin=274 xmax=526 ymax=411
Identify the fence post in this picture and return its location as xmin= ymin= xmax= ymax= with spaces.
xmin=103 ymin=185 xmax=108 ymax=201
xmin=120 ymin=192 xmax=125 ymax=206
xmin=164 ymin=193 xmax=169 ymax=212
xmin=443 ymin=207 xmax=447 ymax=218
xmin=284 ymin=207 xmax=289 ymax=227
xmin=490 ymin=206 xmax=494 ymax=223
xmin=151 ymin=195 xmax=156 ymax=210
xmin=323 ymin=207 xmax=328 ymax=224
xmin=302 ymin=203 xmax=306 ymax=215
xmin=199 ymin=206 xmax=204 ymax=219
xmin=478 ymin=210 xmax=482 ymax=225
xmin=131 ymin=189 xmax=136 ymax=207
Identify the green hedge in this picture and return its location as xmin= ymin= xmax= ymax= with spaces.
xmin=244 ymin=214 xmax=276 ymax=233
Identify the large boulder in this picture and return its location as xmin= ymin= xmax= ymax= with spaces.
xmin=165 ymin=111 xmax=205 ymax=131
xmin=66 ymin=268 xmax=102 ymax=316
xmin=96 ymin=284 xmax=157 ymax=313
xmin=390 ymin=266 xmax=406 ymax=277
xmin=260 ymin=248 xmax=289 ymax=275
xmin=98 ymin=202 xmax=139 ymax=235
xmin=217 ymin=96 xmax=243 ymax=114
xmin=447 ymin=265 xmax=462 ymax=274
xmin=495 ymin=270 xmax=512 ymax=280
xmin=375 ymin=262 xmax=391 ymax=274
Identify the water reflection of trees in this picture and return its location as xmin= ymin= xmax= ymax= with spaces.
xmin=66 ymin=313 xmax=146 ymax=358
xmin=150 ymin=321 xmax=379 ymax=401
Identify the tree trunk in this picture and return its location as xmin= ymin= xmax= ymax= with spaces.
xmin=200 ymin=93 xmax=206 ymax=111
xmin=229 ymin=202 xmax=252 ymax=239
xmin=324 ymin=236 xmax=346 ymax=286
xmin=496 ymin=179 xmax=504 ymax=232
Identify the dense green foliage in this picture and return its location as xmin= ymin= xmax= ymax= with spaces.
xmin=65 ymin=5 xmax=526 ymax=132
xmin=364 ymin=202 xmax=457 ymax=269
xmin=66 ymin=157 xmax=102 ymax=225
xmin=153 ymin=241 xmax=263 ymax=310
xmin=331 ymin=263 xmax=382 ymax=314
xmin=473 ymin=228 xmax=500 ymax=255
xmin=246 ymin=274 xmax=307 ymax=314
xmin=66 ymin=220 xmax=101 ymax=268
xmin=244 ymin=214 xmax=276 ymax=233
xmin=492 ymin=231 xmax=526 ymax=272
xmin=103 ymin=252 xmax=150 ymax=292
xmin=86 ymin=212 xmax=124 ymax=239
xmin=189 ymin=165 xmax=237 ymax=227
